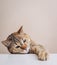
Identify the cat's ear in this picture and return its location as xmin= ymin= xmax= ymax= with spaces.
xmin=1 ymin=40 xmax=11 ymax=47
xmin=17 ymin=26 xmax=24 ymax=34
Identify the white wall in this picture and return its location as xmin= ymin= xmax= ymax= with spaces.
xmin=0 ymin=0 xmax=57 ymax=53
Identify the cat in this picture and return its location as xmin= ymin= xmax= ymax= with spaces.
xmin=2 ymin=26 xmax=48 ymax=61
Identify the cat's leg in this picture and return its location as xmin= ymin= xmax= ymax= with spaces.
xmin=30 ymin=40 xmax=48 ymax=61
xmin=30 ymin=45 xmax=48 ymax=61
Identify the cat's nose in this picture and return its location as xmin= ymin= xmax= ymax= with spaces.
xmin=21 ymin=44 xmax=27 ymax=49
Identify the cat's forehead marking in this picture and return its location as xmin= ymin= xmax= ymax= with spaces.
xmin=7 ymin=32 xmax=31 ymax=45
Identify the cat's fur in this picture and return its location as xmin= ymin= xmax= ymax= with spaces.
xmin=2 ymin=26 xmax=48 ymax=61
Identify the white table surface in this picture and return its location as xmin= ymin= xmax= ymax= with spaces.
xmin=0 ymin=54 xmax=57 ymax=65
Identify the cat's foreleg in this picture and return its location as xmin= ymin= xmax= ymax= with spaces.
xmin=30 ymin=41 xmax=48 ymax=61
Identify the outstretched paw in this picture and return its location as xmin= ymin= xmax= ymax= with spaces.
xmin=38 ymin=51 xmax=48 ymax=61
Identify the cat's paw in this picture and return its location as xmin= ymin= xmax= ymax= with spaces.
xmin=38 ymin=51 xmax=48 ymax=61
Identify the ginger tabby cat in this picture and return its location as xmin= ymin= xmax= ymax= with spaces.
xmin=2 ymin=26 xmax=48 ymax=61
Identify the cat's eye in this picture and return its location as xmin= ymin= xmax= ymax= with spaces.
xmin=16 ymin=46 xmax=20 ymax=48
xmin=23 ymin=39 xmax=26 ymax=43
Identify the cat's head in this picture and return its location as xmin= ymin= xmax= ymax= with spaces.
xmin=2 ymin=26 xmax=31 ymax=54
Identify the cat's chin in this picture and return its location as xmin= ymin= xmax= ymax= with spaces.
xmin=10 ymin=49 xmax=29 ymax=54
xmin=19 ymin=50 xmax=28 ymax=53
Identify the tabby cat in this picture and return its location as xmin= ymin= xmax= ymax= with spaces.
xmin=2 ymin=26 xmax=48 ymax=61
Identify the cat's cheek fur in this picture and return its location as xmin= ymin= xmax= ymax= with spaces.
xmin=8 ymin=46 xmax=30 ymax=54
